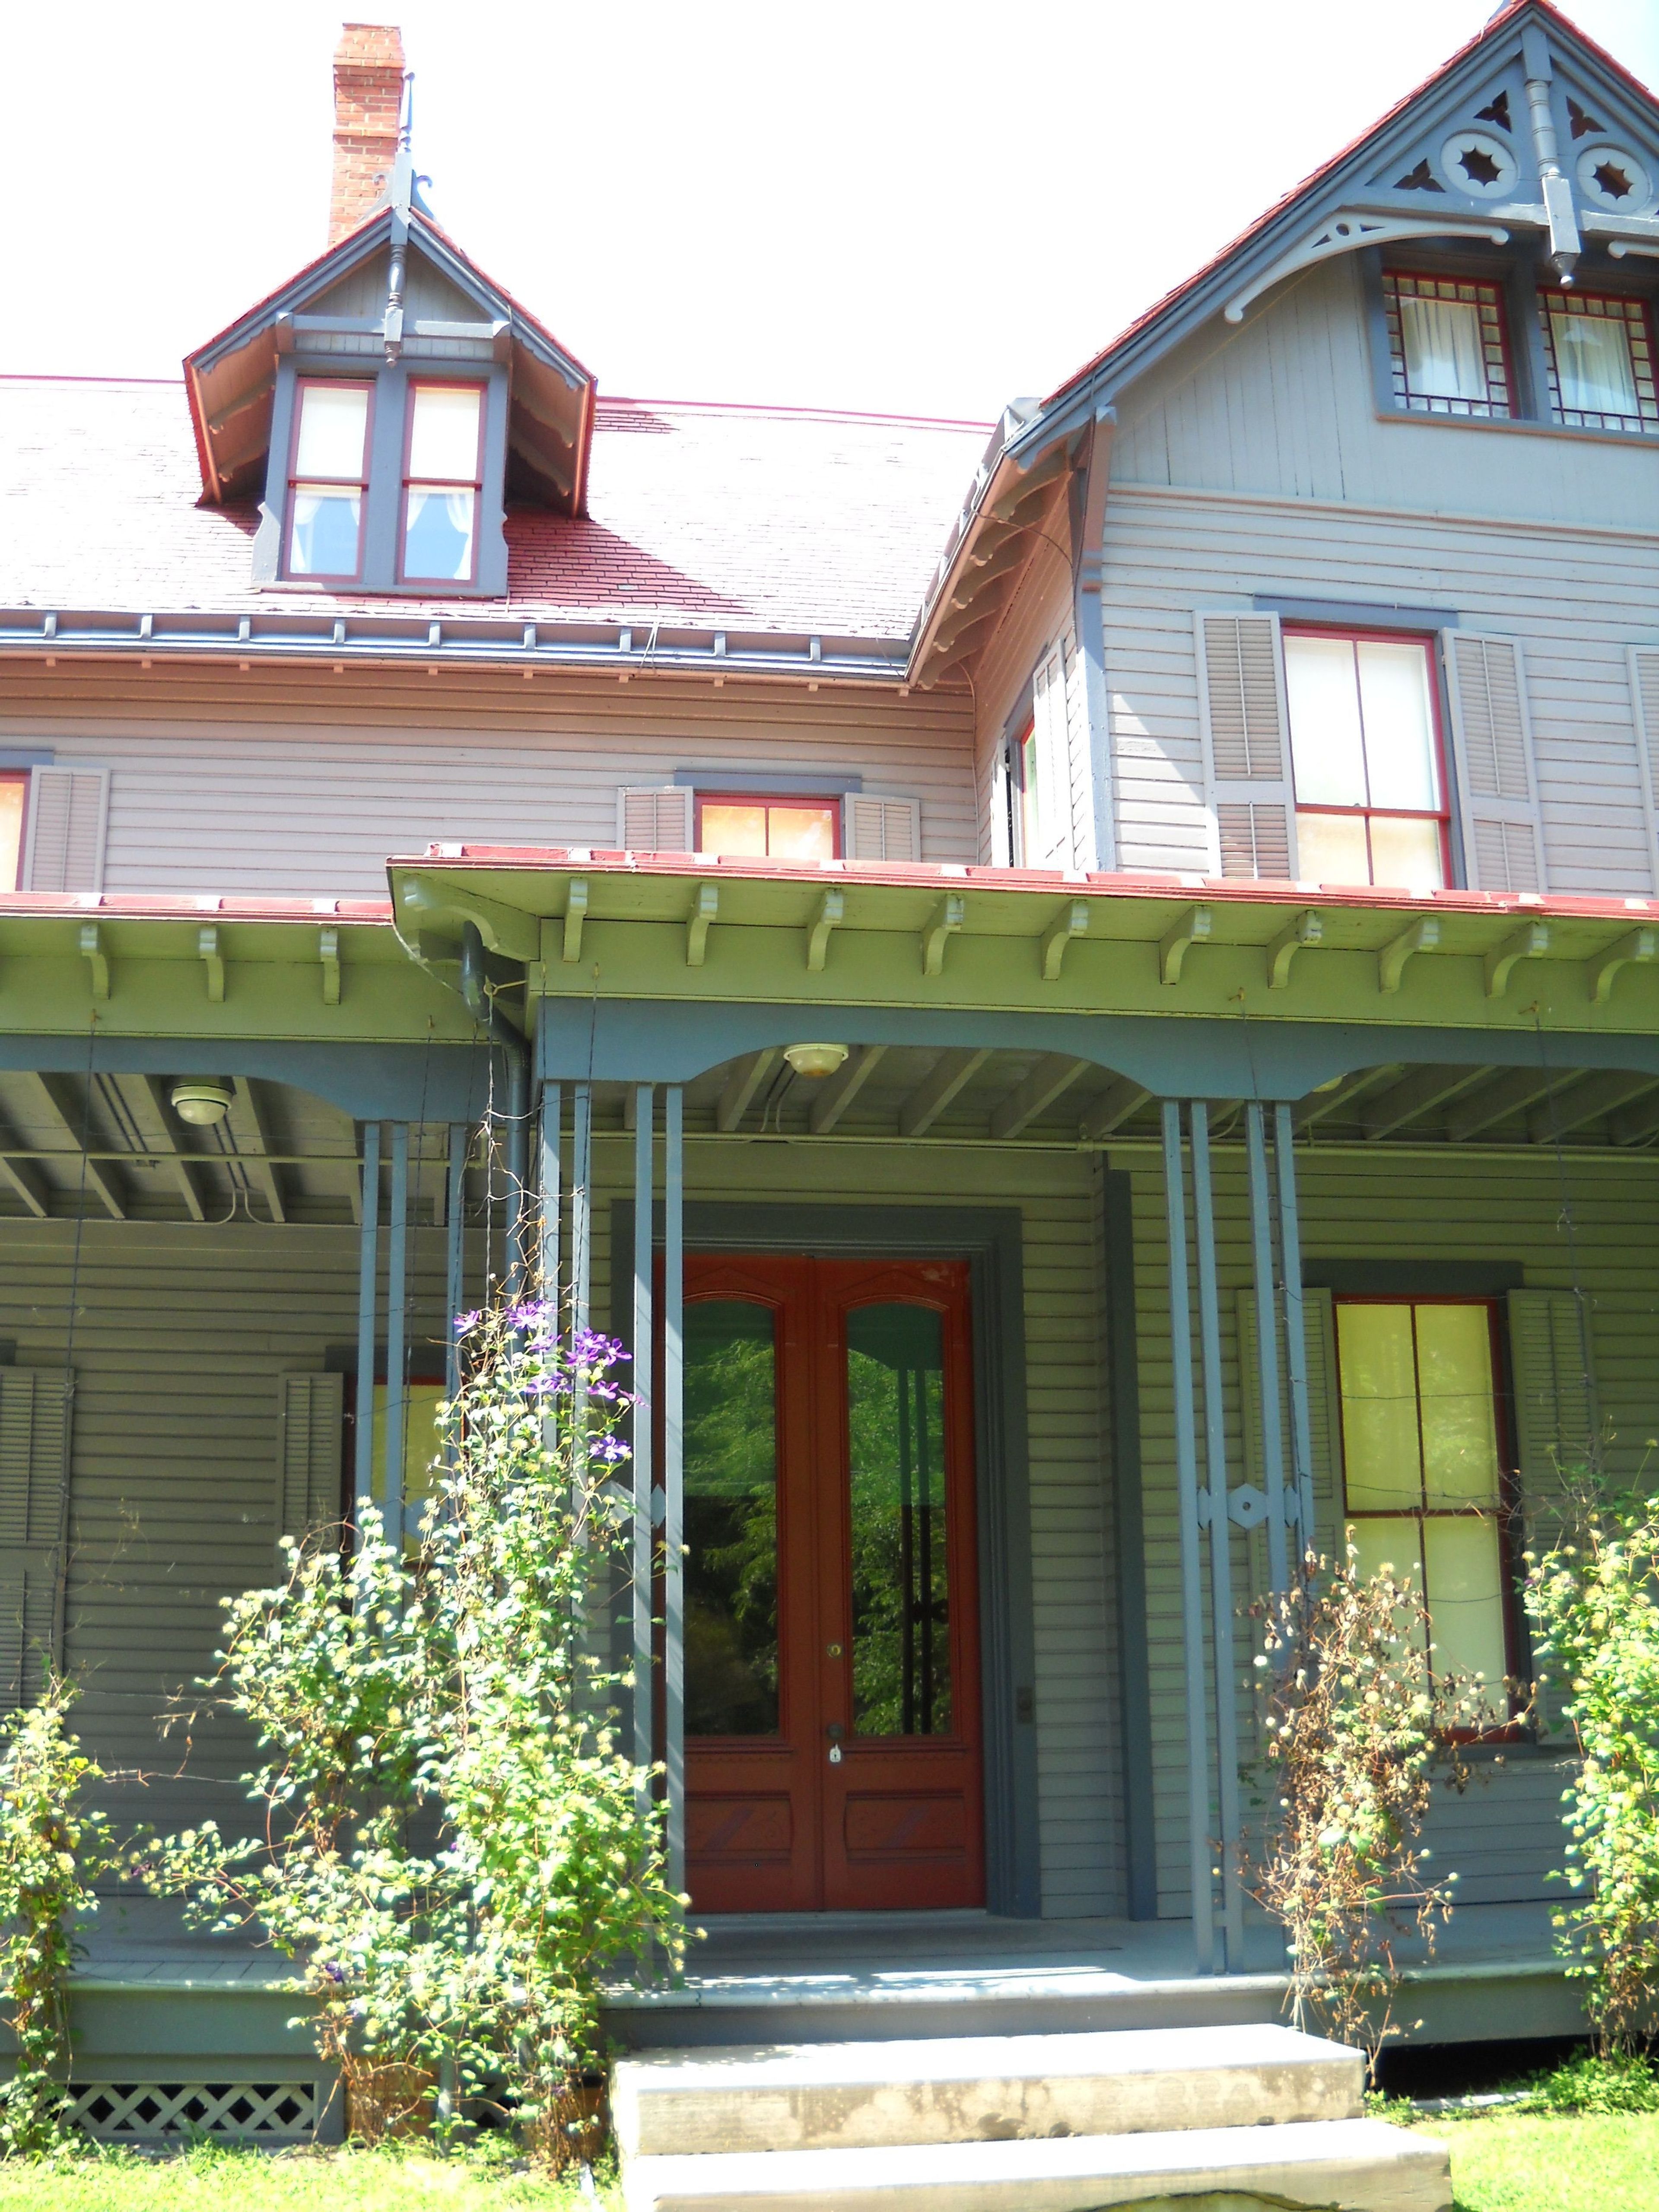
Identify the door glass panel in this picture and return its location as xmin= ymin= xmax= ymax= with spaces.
xmin=684 ymin=1299 xmax=780 ymax=1736
xmin=846 ymin=1303 xmax=952 ymax=1737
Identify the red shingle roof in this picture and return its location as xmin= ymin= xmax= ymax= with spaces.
xmin=0 ymin=378 xmax=988 ymax=643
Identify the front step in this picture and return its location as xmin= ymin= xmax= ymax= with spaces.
xmin=612 ymin=2024 xmax=1362 ymax=2158
xmin=620 ymin=2117 xmax=1452 ymax=2212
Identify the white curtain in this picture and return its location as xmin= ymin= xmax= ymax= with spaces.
xmin=1551 ymin=311 xmax=1638 ymax=418
xmin=1399 ymin=296 xmax=1488 ymax=403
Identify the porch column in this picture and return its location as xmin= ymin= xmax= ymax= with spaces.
xmin=662 ymin=1083 xmax=686 ymax=1895
xmin=632 ymin=1086 xmax=656 ymax=1792
xmin=1189 ymin=1105 xmax=1246 ymax=1967
xmin=444 ymin=1124 xmax=467 ymax=1410
xmin=353 ymin=1122 xmax=381 ymax=1516
xmin=570 ymin=1081 xmax=593 ymax=1350
xmin=383 ymin=1121 xmax=410 ymax=1540
xmin=1161 ymin=1102 xmax=1215 ymax=1974
xmin=1274 ymin=1103 xmax=1317 ymax=1549
xmin=539 ymin=1084 xmax=562 ymax=1307
xmin=1245 ymin=1103 xmax=1290 ymax=1594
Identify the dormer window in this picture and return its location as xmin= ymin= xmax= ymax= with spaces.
xmin=401 ymin=382 xmax=486 ymax=582
xmin=285 ymin=379 xmax=373 ymax=580
xmin=1540 ymin=291 xmax=1659 ymax=434
xmin=1382 ymin=270 xmax=1514 ymax=419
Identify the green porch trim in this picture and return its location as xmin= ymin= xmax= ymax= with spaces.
xmin=0 ymin=1033 xmax=495 ymax=1122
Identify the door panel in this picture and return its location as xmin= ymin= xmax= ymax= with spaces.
xmin=683 ymin=1253 xmax=982 ymax=1914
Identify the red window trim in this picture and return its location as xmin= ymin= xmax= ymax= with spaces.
xmin=694 ymin=791 xmax=843 ymax=859
xmin=1381 ymin=266 xmax=1518 ymax=420
xmin=1330 ymin=1293 xmax=1526 ymax=1737
xmin=0 ymin=769 xmax=29 ymax=891
xmin=1536 ymin=283 xmax=1659 ymax=434
xmin=282 ymin=376 xmax=375 ymax=584
xmin=1281 ymin=624 xmax=1455 ymax=889
xmin=397 ymin=379 xmax=488 ymax=587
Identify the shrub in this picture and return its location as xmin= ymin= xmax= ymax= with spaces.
xmin=139 ymin=1302 xmax=683 ymax=2163
xmin=1526 ymin=1491 xmax=1659 ymax=2052
xmin=1247 ymin=1549 xmax=1476 ymax=2063
xmin=0 ymin=1683 xmax=118 ymax=2155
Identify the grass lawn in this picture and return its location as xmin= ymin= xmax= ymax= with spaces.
xmin=0 ymin=2145 xmax=625 ymax=2211
xmin=1407 ymin=2109 xmax=1659 ymax=2212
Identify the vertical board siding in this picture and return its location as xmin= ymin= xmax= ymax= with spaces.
xmin=1119 ymin=1142 xmax=1659 ymax=1918
xmin=588 ymin=1134 xmax=1123 ymax=1920
xmin=0 ymin=671 xmax=977 ymax=895
xmin=1102 ymin=257 xmax=1659 ymax=895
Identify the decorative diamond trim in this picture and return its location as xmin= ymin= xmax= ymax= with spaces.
xmin=68 ymin=2080 xmax=318 ymax=2141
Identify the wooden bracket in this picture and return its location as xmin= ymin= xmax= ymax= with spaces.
xmin=1485 ymin=918 xmax=1551 ymax=998
xmin=198 ymin=925 xmax=225 ymax=1004
xmin=79 ymin=922 xmax=108 ymax=1001
xmin=807 ymin=888 xmax=844 ymax=973
xmin=1266 ymin=909 xmax=1323 ymax=989
xmin=1379 ymin=915 xmax=1440 ymax=994
xmin=1587 ymin=925 xmax=1658 ymax=1003
xmin=1158 ymin=904 xmax=1211 ymax=985
xmin=561 ymin=879 xmax=589 ymax=965
xmin=1040 ymin=899 xmax=1089 ymax=982
xmin=921 ymin=893 xmax=965 ymax=977
xmin=319 ymin=926 xmax=341 ymax=1006
xmin=686 ymin=883 xmax=718 ymax=968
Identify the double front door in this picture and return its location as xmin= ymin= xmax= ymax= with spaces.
xmin=682 ymin=1254 xmax=984 ymax=1913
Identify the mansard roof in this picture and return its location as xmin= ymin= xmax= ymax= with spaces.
xmin=0 ymin=375 xmax=986 ymax=672
xmin=183 ymin=204 xmax=598 ymax=516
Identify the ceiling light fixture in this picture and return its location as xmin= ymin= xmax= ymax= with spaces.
xmin=169 ymin=1078 xmax=233 ymax=1126
xmin=782 ymin=1042 xmax=849 ymax=1081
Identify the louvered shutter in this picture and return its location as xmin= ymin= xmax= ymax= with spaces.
xmin=0 ymin=1370 xmax=71 ymax=1711
xmin=276 ymin=1373 xmax=345 ymax=1555
xmin=616 ymin=786 xmax=695 ymax=853
xmin=1443 ymin=634 xmax=1546 ymax=892
xmin=1031 ymin=646 xmax=1071 ymax=867
xmin=1195 ymin=613 xmax=1297 ymax=881
xmin=22 ymin=767 xmax=109 ymax=893
xmin=844 ymin=794 xmax=921 ymax=862
xmin=1627 ymin=647 xmax=1659 ymax=892
xmin=1237 ymin=1287 xmax=1341 ymax=1563
xmin=1507 ymin=1289 xmax=1596 ymax=1545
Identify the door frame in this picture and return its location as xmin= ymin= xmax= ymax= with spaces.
xmin=612 ymin=1199 xmax=1040 ymax=1917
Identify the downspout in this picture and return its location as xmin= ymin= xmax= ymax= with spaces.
xmin=460 ymin=922 xmax=530 ymax=1290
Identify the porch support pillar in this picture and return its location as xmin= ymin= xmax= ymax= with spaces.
xmin=1245 ymin=1102 xmax=1290 ymax=1594
xmin=663 ymin=1083 xmax=686 ymax=1896
xmin=444 ymin=1124 xmax=466 ymax=1408
xmin=1274 ymin=1103 xmax=1317 ymax=1551
xmin=383 ymin=1121 xmax=410 ymax=1541
xmin=1190 ymin=1104 xmax=1245 ymax=1969
xmin=539 ymin=1085 xmax=562 ymax=1307
xmin=1161 ymin=1101 xmax=1215 ymax=1974
xmin=632 ymin=1086 xmax=656 ymax=1796
xmin=353 ymin=1122 xmax=381 ymax=1516
xmin=571 ymin=1082 xmax=592 ymax=1349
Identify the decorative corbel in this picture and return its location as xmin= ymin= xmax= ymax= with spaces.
xmin=319 ymin=926 xmax=342 ymax=1006
xmin=1266 ymin=910 xmax=1323 ymax=989
xmin=1485 ymin=918 xmax=1551 ymax=998
xmin=686 ymin=884 xmax=718 ymax=968
xmin=79 ymin=922 xmax=109 ymax=1001
xmin=1587 ymin=925 xmax=1658 ymax=1003
xmin=1379 ymin=915 xmax=1440 ymax=994
xmin=562 ymin=880 xmax=589 ymax=966
xmin=921 ymin=893 xmax=965 ymax=977
xmin=806 ymin=889 xmax=844 ymax=973
xmin=1040 ymin=900 xmax=1090 ymax=982
xmin=198 ymin=926 xmax=225 ymax=1003
xmin=1158 ymin=905 xmax=1211 ymax=986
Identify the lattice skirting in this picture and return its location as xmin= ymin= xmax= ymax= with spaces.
xmin=69 ymin=2080 xmax=318 ymax=2141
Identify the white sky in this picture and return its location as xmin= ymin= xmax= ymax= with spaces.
xmin=4 ymin=0 xmax=1656 ymax=423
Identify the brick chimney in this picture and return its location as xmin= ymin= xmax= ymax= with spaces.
xmin=328 ymin=23 xmax=405 ymax=245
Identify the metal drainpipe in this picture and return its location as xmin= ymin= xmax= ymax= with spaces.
xmin=460 ymin=923 xmax=530 ymax=1292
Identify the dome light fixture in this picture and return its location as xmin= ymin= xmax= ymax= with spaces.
xmin=169 ymin=1078 xmax=233 ymax=1127
xmin=782 ymin=1042 xmax=849 ymax=1081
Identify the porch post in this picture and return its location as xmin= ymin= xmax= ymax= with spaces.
xmin=662 ymin=1083 xmax=686 ymax=1896
xmin=383 ymin=1121 xmax=410 ymax=1541
xmin=571 ymin=1082 xmax=593 ymax=1347
xmin=353 ymin=1122 xmax=381 ymax=1515
xmin=632 ymin=1086 xmax=656 ymax=1792
xmin=1189 ymin=1104 xmax=1245 ymax=1969
xmin=1245 ymin=1102 xmax=1290 ymax=1594
xmin=444 ymin=1124 xmax=466 ymax=1407
xmin=539 ymin=1084 xmax=562 ymax=1306
xmin=1274 ymin=1103 xmax=1316 ymax=1554
xmin=1161 ymin=1101 xmax=1215 ymax=1974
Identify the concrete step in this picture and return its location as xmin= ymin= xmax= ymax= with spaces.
xmin=612 ymin=2023 xmax=1363 ymax=2158
xmin=620 ymin=2116 xmax=1452 ymax=2212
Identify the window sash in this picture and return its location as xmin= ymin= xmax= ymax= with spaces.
xmin=285 ymin=379 xmax=373 ymax=581
xmin=1283 ymin=631 xmax=1450 ymax=890
xmin=0 ymin=775 xmax=26 ymax=891
xmin=1383 ymin=271 xmax=1514 ymax=419
xmin=694 ymin=795 xmax=841 ymax=861
xmin=399 ymin=382 xmax=487 ymax=585
xmin=1540 ymin=290 xmax=1659 ymax=432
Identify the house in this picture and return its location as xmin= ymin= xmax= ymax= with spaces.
xmin=3 ymin=0 xmax=1659 ymax=2157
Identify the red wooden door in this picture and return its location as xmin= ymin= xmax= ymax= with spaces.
xmin=682 ymin=1255 xmax=983 ymax=1914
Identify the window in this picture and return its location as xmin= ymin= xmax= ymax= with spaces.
xmin=1283 ymin=631 xmax=1449 ymax=891
xmin=695 ymin=795 xmax=839 ymax=860
xmin=401 ymin=383 xmax=485 ymax=582
xmin=369 ymin=1379 xmax=446 ymax=1534
xmin=1335 ymin=1298 xmax=1514 ymax=1703
xmin=0 ymin=775 xmax=25 ymax=889
xmin=285 ymin=380 xmax=372 ymax=579
xmin=1541 ymin=290 xmax=1659 ymax=434
xmin=1007 ymin=715 xmax=1042 ymax=864
xmin=1382 ymin=271 xmax=1514 ymax=419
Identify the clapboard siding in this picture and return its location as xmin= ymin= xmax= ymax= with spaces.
xmin=1102 ymin=254 xmax=1659 ymax=895
xmin=0 ymin=666 xmax=978 ymax=894
xmin=1120 ymin=1141 xmax=1659 ymax=1919
xmin=587 ymin=1134 xmax=1122 ymax=1920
